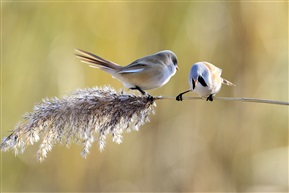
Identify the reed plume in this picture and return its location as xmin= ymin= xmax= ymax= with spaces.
xmin=0 ymin=86 xmax=155 ymax=162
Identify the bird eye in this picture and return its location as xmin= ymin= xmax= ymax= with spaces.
xmin=172 ymin=57 xmax=178 ymax=66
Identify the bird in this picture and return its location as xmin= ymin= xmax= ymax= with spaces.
xmin=176 ymin=61 xmax=235 ymax=101
xmin=75 ymin=49 xmax=179 ymax=99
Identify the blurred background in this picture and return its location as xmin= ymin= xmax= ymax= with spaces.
xmin=1 ymin=1 xmax=288 ymax=192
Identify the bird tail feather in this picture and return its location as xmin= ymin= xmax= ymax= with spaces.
xmin=222 ymin=78 xmax=236 ymax=87
xmin=75 ymin=49 xmax=121 ymax=72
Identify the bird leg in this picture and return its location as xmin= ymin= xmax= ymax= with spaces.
xmin=131 ymin=86 xmax=154 ymax=102
xmin=206 ymin=94 xmax=214 ymax=102
xmin=131 ymin=86 xmax=146 ymax=95
xmin=176 ymin=90 xmax=191 ymax=101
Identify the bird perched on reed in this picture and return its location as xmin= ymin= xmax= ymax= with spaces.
xmin=75 ymin=49 xmax=178 ymax=99
xmin=176 ymin=61 xmax=235 ymax=101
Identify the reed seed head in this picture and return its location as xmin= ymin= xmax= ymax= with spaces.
xmin=1 ymin=86 xmax=156 ymax=162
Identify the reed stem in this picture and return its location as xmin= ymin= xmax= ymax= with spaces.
xmin=154 ymin=96 xmax=289 ymax=106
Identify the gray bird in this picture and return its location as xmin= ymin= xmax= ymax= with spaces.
xmin=75 ymin=49 xmax=178 ymax=98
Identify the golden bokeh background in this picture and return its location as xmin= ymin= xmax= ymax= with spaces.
xmin=1 ymin=1 xmax=288 ymax=192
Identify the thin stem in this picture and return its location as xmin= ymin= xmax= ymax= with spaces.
xmin=153 ymin=96 xmax=289 ymax=106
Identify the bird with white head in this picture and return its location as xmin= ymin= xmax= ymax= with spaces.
xmin=176 ymin=61 xmax=235 ymax=101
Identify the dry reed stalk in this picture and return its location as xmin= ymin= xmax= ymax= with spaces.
xmin=154 ymin=96 xmax=289 ymax=106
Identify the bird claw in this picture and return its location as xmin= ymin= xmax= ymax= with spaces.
xmin=206 ymin=95 xmax=214 ymax=102
xmin=146 ymin=94 xmax=154 ymax=102
xmin=176 ymin=94 xmax=183 ymax=101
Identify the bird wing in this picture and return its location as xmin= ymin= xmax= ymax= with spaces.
xmin=222 ymin=79 xmax=236 ymax=86
xmin=202 ymin=62 xmax=222 ymax=76
xmin=118 ymin=62 xmax=148 ymax=74
xmin=202 ymin=62 xmax=235 ymax=87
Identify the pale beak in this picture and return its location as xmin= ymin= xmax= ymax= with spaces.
xmin=176 ymin=66 xmax=179 ymax=71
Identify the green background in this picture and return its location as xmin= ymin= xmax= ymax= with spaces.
xmin=1 ymin=1 xmax=288 ymax=192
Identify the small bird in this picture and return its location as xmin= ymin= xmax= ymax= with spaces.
xmin=75 ymin=49 xmax=178 ymax=99
xmin=176 ymin=61 xmax=235 ymax=101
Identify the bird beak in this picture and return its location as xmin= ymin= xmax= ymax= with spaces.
xmin=194 ymin=79 xmax=198 ymax=85
xmin=176 ymin=66 xmax=179 ymax=71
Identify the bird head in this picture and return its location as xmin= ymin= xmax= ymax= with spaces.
xmin=158 ymin=50 xmax=178 ymax=72
xmin=189 ymin=62 xmax=208 ymax=90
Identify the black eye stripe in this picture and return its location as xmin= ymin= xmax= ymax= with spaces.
xmin=198 ymin=76 xmax=208 ymax=87
xmin=192 ymin=78 xmax=195 ymax=89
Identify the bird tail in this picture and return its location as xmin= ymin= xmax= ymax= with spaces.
xmin=75 ymin=49 xmax=121 ymax=72
xmin=222 ymin=78 xmax=236 ymax=87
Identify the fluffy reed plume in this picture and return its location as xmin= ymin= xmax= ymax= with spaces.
xmin=0 ymin=86 xmax=155 ymax=162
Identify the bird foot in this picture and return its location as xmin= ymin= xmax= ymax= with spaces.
xmin=206 ymin=94 xmax=214 ymax=102
xmin=176 ymin=90 xmax=191 ymax=101
xmin=146 ymin=94 xmax=154 ymax=102
xmin=176 ymin=94 xmax=183 ymax=101
xmin=130 ymin=86 xmax=154 ymax=102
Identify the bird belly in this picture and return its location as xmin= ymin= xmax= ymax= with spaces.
xmin=194 ymin=82 xmax=222 ymax=98
xmin=116 ymin=68 xmax=174 ymax=90
xmin=193 ymin=84 xmax=212 ymax=98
